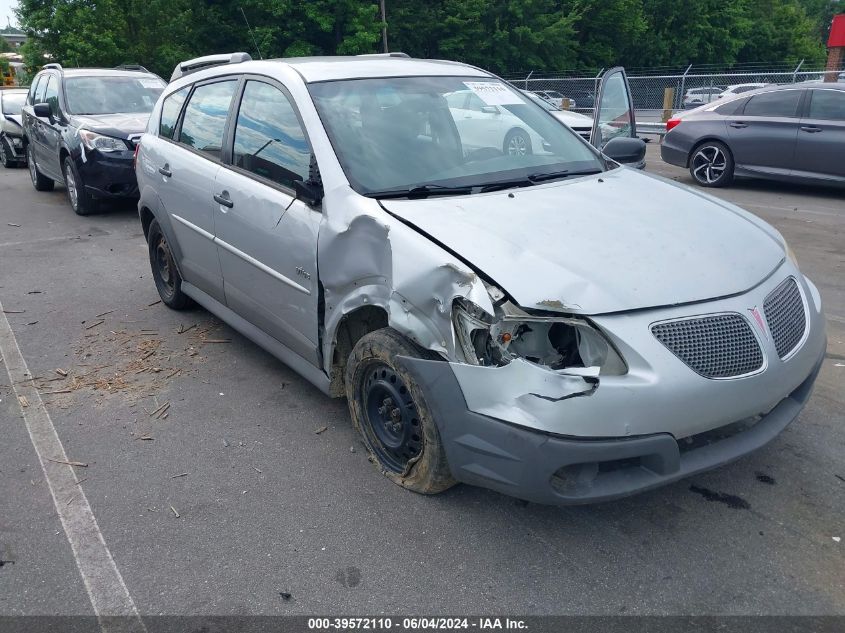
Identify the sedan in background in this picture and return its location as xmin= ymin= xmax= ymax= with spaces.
xmin=717 ymin=83 xmax=770 ymax=99
xmin=532 ymin=90 xmax=575 ymax=109
xmin=0 ymin=88 xmax=27 ymax=167
xmin=662 ymin=83 xmax=845 ymax=188
xmin=683 ymin=86 xmax=725 ymax=108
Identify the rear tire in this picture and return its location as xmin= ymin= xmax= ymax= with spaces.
xmin=27 ymin=144 xmax=54 ymax=191
xmin=147 ymin=219 xmax=194 ymax=310
xmin=63 ymin=156 xmax=97 ymax=215
xmin=689 ymin=141 xmax=734 ymax=188
xmin=346 ymin=328 xmax=455 ymax=495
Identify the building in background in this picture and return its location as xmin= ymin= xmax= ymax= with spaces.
xmin=1 ymin=22 xmax=26 ymax=49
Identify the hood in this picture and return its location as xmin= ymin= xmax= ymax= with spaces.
xmin=70 ymin=112 xmax=150 ymax=139
xmin=380 ymin=168 xmax=785 ymax=315
xmin=3 ymin=113 xmax=23 ymax=129
xmin=552 ymin=110 xmax=593 ymax=128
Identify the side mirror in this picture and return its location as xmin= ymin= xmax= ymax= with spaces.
xmin=294 ymin=179 xmax=323 ymax=207
xmin=480 ymin=105 xmax=499 ymax=115
xmin=602 ymin=137 xmax=647 ymax=166
xmin=33 ymin=103 xmax=52 ymax=120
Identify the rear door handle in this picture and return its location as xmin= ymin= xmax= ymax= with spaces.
xmin=800 ymin=126 xmax=822 ymax=133
xmin=158 ymin=165 xmax=172 ymax=177
xmin=729 ymin=122 xmax=748 ymax=129
xmin=213 ymin=192 xmax=234 ymax=208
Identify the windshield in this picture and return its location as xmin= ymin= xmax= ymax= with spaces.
xmin=64 ymin=76 xmax=165 ymax=115
xmin=2 ymin=92 xmax=26 ymax=114
xmin=309 ymin=76 xmax=602 ymax=196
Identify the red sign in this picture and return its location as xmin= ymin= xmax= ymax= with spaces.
xmin=830 ymin=14 xmax=845 ymax=47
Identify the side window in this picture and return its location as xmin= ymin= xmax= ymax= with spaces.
xmin=28 ymin=75 xmax=43 ymax=105
xmin=742 ymin=90 xmax=801 ymax=118
xmin=232 ymin=81 xmax=311 ymax=189
xmin=43 ymin=76 xmax=59 ymax=116
xmin=808 ymin=90 xmax=845 ymax=121
xmin=466 ymin=93 xmax=488 ymax=112
xmin=178 ymin=80 xmax=238 ymax=159
xmin=159 ymin=87 xmax=189 ymax=139
xmin=34 ymin=75 xmax=49 ymax=104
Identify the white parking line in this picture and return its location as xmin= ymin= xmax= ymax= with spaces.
xmin=0 ymin=300 xmax=146 ymax=633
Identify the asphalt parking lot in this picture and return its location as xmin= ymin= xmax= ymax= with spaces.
xmin=1 ymin=141 xmax=843 ymax=617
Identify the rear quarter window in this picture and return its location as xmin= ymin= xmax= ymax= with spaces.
xmin=159 ymin=87 xmax=190 ymax=139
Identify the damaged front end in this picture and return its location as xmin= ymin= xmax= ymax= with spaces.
xmin=452 ymin=286 xmax=626 ymax=378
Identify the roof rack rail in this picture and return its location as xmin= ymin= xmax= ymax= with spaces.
xmin=356 ymin=52 xmax=410 ymax=58
xmin=170 ymin=52 xmax=252 ymax=82
xmin=42 ymin=63 xmax=63 ymax=71
xmin=115 ymin=64 xmax=150 ymax=73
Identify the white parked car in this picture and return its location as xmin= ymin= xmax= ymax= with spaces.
xmin=532 ymin=90 xmax=575 ymax=109
xmin=717 ymin=83 xmax=770 ymax=99
xmin=683 ymin=86 xmax=725 ymax=108
xmin=521 ymin=89 xmax=593 ymax=140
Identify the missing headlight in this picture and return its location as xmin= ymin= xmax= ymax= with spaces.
xmin=453 ymin=297 xmax=626 ymax=375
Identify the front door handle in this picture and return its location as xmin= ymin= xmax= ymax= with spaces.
xmin=729 ymin=122 xmax=748 ymax=129
xmin=214 ymin=192 xmax=234 ymax=208
xmin=800 ymin=126 xmax=822 ymax=133
xmin=158 ymin=165 xmax=172 ymax=177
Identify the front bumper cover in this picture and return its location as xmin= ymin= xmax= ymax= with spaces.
xmin=76 ymin=148 xmax=139 ymax=199
xmin=401 ymin=350 xmax=823 ymax=505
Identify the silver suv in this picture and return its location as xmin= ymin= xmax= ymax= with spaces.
xmin=136 ymin=53 xmax=824 ymax=505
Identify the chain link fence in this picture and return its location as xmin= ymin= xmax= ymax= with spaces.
xmin=504 ymin=61 xmax=845 ymax=122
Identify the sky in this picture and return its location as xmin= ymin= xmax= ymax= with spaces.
xmin=1 ymin=0 xmax=18 ymax=28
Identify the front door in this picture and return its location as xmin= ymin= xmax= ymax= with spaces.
xmin=214 ymin=79 xmax=321 ymax=365
xmin=590 ymin=67 xmax=637 ymax=150
xmin=793 ymin=87 xmax=845 ymax=182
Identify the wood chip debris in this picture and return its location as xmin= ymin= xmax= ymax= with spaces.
xmin=84 ymin=320 xmax=105 ymax=330
xmin=201 ymin=339 xmax=231 ymax=344
xmin=46 ymin=458 xmax=88 ymax=468
xmin=137 ymin=434 xmax=154 ymax=441
xmin=95 ymin=309 xmax=116 ymax=318
xmin=170 ymin=472 xmax=188 ymax=479
xmin=149 ymin=401 xmax=170 ymax=419
xmin=7 ymin=223 xmax=21 ymax=227
xmin=55 ymin=368 xmax=68 ymax=377
xmin=147 ymin=300 xmax=162 ymax=307
xmin=170 ymin=505 xmax=180 ymax=518
xmin=177 ymin=323 xmax=196 ymax=334
xmin=2 ymin=309 xmax=24 ymax=314
xmin=18 ymin=395 xmax=29 ymax=408
xmin=315 ymin=426 xmax=328 ymax=434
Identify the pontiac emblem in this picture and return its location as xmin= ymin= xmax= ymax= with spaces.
xmin=748 ymin=307 xmax=768 ymax=338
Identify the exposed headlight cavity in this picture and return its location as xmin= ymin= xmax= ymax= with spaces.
xmin=452 ymin=293 xmax=626 ymax=375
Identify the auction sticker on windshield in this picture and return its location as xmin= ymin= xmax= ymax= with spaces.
xmin=463 ymin=81 xmax=522 ymax=105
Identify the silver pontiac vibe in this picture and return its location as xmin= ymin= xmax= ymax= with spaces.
xmin=135 ymin=53 xmax=825 ymax=505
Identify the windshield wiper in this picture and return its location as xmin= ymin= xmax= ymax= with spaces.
xmin=479 ymin=168 xmax=603 ymax=192
xmin=366 ymin=184 xmax=474 ymax=199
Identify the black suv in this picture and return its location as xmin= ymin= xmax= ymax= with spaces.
xmin=21 ymin=64 xmax=165 ymax=214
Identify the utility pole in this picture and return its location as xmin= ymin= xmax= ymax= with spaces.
xmin=380 ymin=0 xmax=388 ymax=53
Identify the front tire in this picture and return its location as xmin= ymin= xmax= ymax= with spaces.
xmin=346 ymin=329 xmax=455 ymax=495
xmin=504 ymin=128 xmax=533 ymax=157
xmin=689 ymin=141 xmax=734 ymax=187
xmin=63 ymin=156 xmax=97 ymax=215
xmin=147 ymin=219 xmax=194 ymax=310
xmin=27 ymin=144 xmax=54 ymax=191
xmin=0 ymin=136 xmax=16 ymax=168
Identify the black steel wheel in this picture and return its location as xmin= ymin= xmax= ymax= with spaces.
xmin=147 ymin=219 xmax=193 ymax=310
xmin=346 ymin=328 xmax=455 ymax=494
xmin=362 ymin=362 xmax=423 ymax=473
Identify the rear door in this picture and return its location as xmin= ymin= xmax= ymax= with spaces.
xmin=151 ymin=78 xmax=239 ymax=304
xmin=40 ymin=75 xmax=63 ymax=179
xmin=793 ymin=88 xmax=845 ymax=182
xmin=725 ymin=89 xmax=803 ymax=176
xmin=590 ymin=67 xmax=636 ymax=149
xmin=214 ymin=78 xmax=321 ymax=365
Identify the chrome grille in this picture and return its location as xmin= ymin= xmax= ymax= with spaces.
xmin=652 ymin=314 xmax=763 ymax=378
xmin=764 ymin=277 xmax=806 ymax=358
